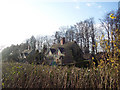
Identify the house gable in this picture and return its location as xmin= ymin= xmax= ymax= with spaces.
xmin=19 ymin=49 xmax=34 ymax=59
xmin=46 ymin=41 xmax=84 ymax=65
xmin=57 ymin=47 xmax=65 ymax=56
xmin=48 ymin=48 xmax=56 ymax=56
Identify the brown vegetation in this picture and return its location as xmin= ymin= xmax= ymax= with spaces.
xmin=2 ymin=62 xmax=119 ymax=88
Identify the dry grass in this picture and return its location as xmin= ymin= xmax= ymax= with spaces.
xmin=2 ymin=62 xmax=119 ymax=88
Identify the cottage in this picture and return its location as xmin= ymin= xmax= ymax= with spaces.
xmin=45 ymin=37 xmax=84 ymax=65
xmin=20 ymin=49 xmax=33 ymax=59
xmin=19 ymin=45 xmax=34 ymax=59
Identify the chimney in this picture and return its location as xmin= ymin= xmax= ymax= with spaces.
xmin=61 ymin=37 xmax=65 ymax=45
xmin=28 ymin=45 xmax=30 ymax=50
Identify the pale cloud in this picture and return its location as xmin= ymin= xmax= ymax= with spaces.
xmin=86 ymin=3 xmax=91 ymax=7
xmin=98 ymin=5 xmax=102 ymax=8
xmin=75 ymin=6 xmax=80 ymax=9
xmin=86 ymin=3 xmax=102 ymax=9
xmin=73 ymin=0 xmax=78 ymax=2
xmin=86 ymin=2 xmax=96 ymax=6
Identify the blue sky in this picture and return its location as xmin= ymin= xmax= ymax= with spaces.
xmin=0 ymin=0 xmax=118 ymax=49
xmin=26 ymin=1 xmax=118 ymax=25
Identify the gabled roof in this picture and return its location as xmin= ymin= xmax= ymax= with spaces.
xmin=51 ymin=41 xmax=84 ymax=58
xmin=50 ymin=48 xmax=56 ymax=54
xmin=52 ymin=41 xmax=80 ymax=51
xmin=58 ymin=47 xmax=65 ymax=53
xmin=22 ymin=49 xmax=33 ymax=54
xmin=46 ymin=41 xmax=84 ymax=64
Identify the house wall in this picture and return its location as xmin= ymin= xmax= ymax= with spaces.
xmin=49 ymin=51 xmax=52 ymax=56
xmin=57 ymin=50 xmax=64 ymax=56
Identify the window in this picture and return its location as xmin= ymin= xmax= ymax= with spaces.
xmin=59 ymin=56 xmax=64 ymax=60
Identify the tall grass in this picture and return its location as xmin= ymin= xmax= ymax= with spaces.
xmin=2 ymin=62 xmax=119 ymax=88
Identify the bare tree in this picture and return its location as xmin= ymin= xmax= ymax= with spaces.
xmin=99 ymin=10 xmax=119 ymax=56
xmin=76 ymin=21 xmax=84 ymax=49
xmin=89 ymin=18 xmax=95 ymax=55
xmin=59 ymin=26 xmax=67 ymax=37
xmin=55 ymin=31 xmax=61 ymax=44
xmin=28 ymin=35 xmax=36 ymax=50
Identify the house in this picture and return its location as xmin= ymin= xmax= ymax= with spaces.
xmin=19 ymin=45 xmax=34 ymax=59
xmin=45 ymin=37 xmax=84 ymax=65
xmin=19 ymin=49 xmax=33 ymax=59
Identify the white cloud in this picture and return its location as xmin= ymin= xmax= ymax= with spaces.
xmin=86 ymin=3 xmax=102 ymax=9
xmin=73 ymin=0 xmax=78 ymax=2
xmin=86 ymin=3 xmax=91 ymax=7
xmin=98 ymin=5 xmax=102 ymax=8
xmin=86 ymin=2 xmax=96 ymax=7
xmin=75 ymin=6 xmax=80 ymax=9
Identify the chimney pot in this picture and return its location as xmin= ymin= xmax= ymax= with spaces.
xmin=61 ymin=37 xmax=65 ymax=45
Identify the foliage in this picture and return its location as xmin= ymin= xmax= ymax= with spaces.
xmin=26 ymin=50 xmax=44 ymax=64
xmin=2 ymin=44 xmax=27 ymax=62
xmin=91 ymin=18 xmax=120 ymax=89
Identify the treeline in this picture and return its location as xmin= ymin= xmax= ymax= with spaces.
xmin=2 ymin=9 xmax=120 ymax=63
xmin=2 ymin=43 xmax=29 ymax=62
xmin=54 ymin=18 xmax=96 ymax=54
xmin=54 ymin=10 xmax=119 ymax=55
